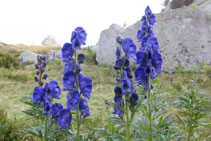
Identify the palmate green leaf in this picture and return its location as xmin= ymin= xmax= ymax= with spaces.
xmin=176 ymin=114 xmax=185 ymax=128
xmin=20 ymin=126 xmax=43 ymax=139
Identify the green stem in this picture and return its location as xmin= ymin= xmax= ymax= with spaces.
xmin=148 ymin=77 xmax=152 ymax=141
xmin=44 ymin=116 xmax=48 ymax=141
xmin=75 ymin=51 xmax=80 ymax=141
xmin=125 ymin=94 xmax=131 ymax=141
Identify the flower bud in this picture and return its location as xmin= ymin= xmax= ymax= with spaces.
xmin=36 ymin=70 xmax=40 ymax=75
xmin=43 ymin=74 xmax=48 ymax=79
xmin=35 ymin=64 xmax=39 ymax=69
xmin=116 ymin=36 xmax=123 ymax=44
xmin=34 ymin=76 xmax=39 ymax=82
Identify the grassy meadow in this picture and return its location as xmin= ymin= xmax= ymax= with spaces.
xmin=0 ymin=43 xmax=210 ymax=140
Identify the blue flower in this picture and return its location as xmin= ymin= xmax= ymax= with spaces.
xmin=44 ymin=101 xmax=51 ymax=115
xmin=51 ymin=103 xmax=63 ymax=115
xmin=152 ymin=51 xmax=162 ymax=73
xmin=137 ymin=20 xmax=148 ymax=42
xmin=130 ymin=93 xmax=139 ymax=106
xmin=78 ymin=54 xmax=85 ymax=64
xmin=116 ymin=36 xmax=123 ymax=44
xmin=121 ymin=71 xmax=135 ymax=95
xmin=66 ymin=88 xmax=80 ymax=111
xmin=145 ymin=6 xmax=152 ymax=17
xmin=44 ymin=80 xmax=61 ymax=99
xmin=61 ymin=43 xmax=74 ymax=62
xmin=71 ymin=27 xmax=87 ymax=50
xmin=62 ymin=71 xmax=76 ymax=90
xmin=114 ymin=87 xmax=122 ymax=98
xmin=147 ymin=37 xmax=160 ymax=51
xmin=32 ymin=86 xmax=45 ymax=105
xmin=79 ymin=97 xmax=90 ymax=117
xmin=58 ymin=109 xmax=72 ymax=129
xmin=114 ymin=58 xmax=123 ymax=70
xmin=113 ymin=97 xmax=124 ymax=117
xmin=125 ymin=67 xmax=133 ymax=79
xmin=115 ymin=47 xmax=121 ymax=59
xmin=148 ymin=14 xmax=156 ymax=25
xmin=122 ymin=38 xmax=136 ymax=60
xmin=63 ymin=61 xmax=75 ymax=73
xmin=136 ymin=51 xmax=147 ymax=66
xmin=79 ymin=76 xmax=92 ymax=99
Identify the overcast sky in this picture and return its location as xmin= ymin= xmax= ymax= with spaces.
xmin=0 ymin=0 xmax=164 ymax=46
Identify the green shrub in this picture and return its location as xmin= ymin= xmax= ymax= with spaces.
xmin=0 ymin=109 xmax=20 ymax=140
xmin=170 ymin=0 xmax=193 ymax=9
xmin=204 ymin=65 xmax=211 ymax=80
xmin=0 ymin=52 xmax=20 ymax=69
xmin=85 ymin=48 xmax=98 ymax=65
xmin=0 ymin=69 xmax=31 ymax=83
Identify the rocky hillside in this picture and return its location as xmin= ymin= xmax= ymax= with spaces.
xmin=96 ymin=0 xmax=211 ymax=73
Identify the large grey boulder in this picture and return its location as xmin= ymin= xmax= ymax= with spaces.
xmin=96 ymin=24 xmax=124 ymax=66
xmin=19 ymin=50 xmax=39 ymax=63
xmin=96 ymin=0 xmax=211 ymax=73
xmin=42 ymin=35 xmax=59 ymax=46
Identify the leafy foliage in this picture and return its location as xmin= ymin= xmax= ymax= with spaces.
xmin=176 ymin=88 xmax=208 ymax=140
xmin=0 ymin=51 xmax=20 ymax=69
xmin=0 ymin=109 xmax=20 ymax=140
xmin=133 ymin=84 xmax=178 ymax=140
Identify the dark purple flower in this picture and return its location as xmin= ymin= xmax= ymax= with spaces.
xmin=61 ymin=43 xmax=74 ymax=62
xmin=58 ymin=109 xmax=72 ymax=129
xmin=79 ymin=97 xmax=90 ymax=117
xmin=115 ymin=47 xmax=121 ymax=59
xmin=44 ymin=101 xmax=51 ymax=115
xmin=79 ymin=76 xmax=92 ymax=99
xmin=78 ymin=54 xmax=85 ymax=64
xmin=114 ymin=87 xmax=122 ymax=98
xmin=66 ymin=89 xmax=80 ymax=111
xmin=122 ymin=38 xmax=136 ymax=60
xmin=62 ymin=71 xmax=76 ymax=90
xmin=130 ymin=93 xmax=139 ymax=106
xmin=51 ymin=103 xmax=63 ymax=122
xmin=71 ymin=27 xmax=87 ymax=50
xmin=121 ymin=71 xmax=135 ymax=95
xmin=44 ymin=80 xmax=61 ymax=99
xmin=125 ymin=67 xmax=133 ymax=79
xmin=114 ymin=58 xmax=123 ymax=70
xmin=51 ymin=103 xmax=63 ymax=115
xmin=113 ymin=97 xmax=124 ymax=117
xmin=32 ymin=86 xmax=45 ymax=105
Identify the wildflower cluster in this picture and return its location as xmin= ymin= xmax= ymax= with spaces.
xmin=113 ymin=36 xmax=138 ymax=116
xmin=32 ymin=55 xmax=61 ymax=116
xmin=135 ymin=6 xmax=162 ymax=91
xmin=60 ymin=27 xmax=92 ymax=134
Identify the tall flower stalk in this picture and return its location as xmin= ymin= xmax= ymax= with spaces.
xmin=61 ymin=27 xmax=92 ymax=140
xmin=135 ymin=6 xmax=162 ymax=141
xmin=113 ymin=36 xmax=138 ymax=141
xmin=32 ymin=55 xmax=62 ymax=141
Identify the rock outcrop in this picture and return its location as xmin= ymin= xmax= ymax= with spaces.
xmin=96 ymin=0 xmax=211 ymax=72
xmin=19 ymin=50 xmax=39 ymax=63
xmin=42 ymin=35 xmax=59 ymax=46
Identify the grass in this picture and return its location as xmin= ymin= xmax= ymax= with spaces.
xmin=0 ymin=45 xmax=210 ymax=139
